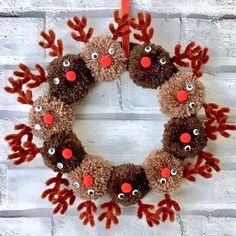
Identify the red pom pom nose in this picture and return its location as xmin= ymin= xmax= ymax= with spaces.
xmin=100 ymin=55 xmax=112 ymax=68
xmin=66 ymin=71 xmax=76 ymax=81
xmin=180 ymin=132 xmax=192 ymax=143
xmin=83 ymin=175 xmax=94 ymax=187
xmin=43 ymin=113 xmax=54 ymax=125
xmin=140 ymin=56 xmax=151 ymax=68
xmin=121 ymin=183 xmax=132 ymax=193
xmin=62 ymin=148 xmax=73 ymax=159
xmin=161 ymin=167 xmax=171 ymax=178
xmin=176 ymin=90 xmax=188 ymax=102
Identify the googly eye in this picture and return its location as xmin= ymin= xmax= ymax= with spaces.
xmin=144 ymin=45 xmax=152 ymax=53
xmin=35 ymin=105 xmax=42 ymax=112
xmin=57 ymin=163 xmax=63 ymax=169
xmin=132 ymin=189 xmax=139 ymax=196
xmin=34 ymin=124 xmax=41 ymax=131
xmin=171 ymin=168 xmax=177 ymax=176
xmin=118 ymin=193 xmax=125 ymax=200
xmin=91 ymin=52 xmax=98 ymax=60
xmin=63 ymin=60 xmax=70 ymax=67
xmin=159 ymin=178 xmax=167 ymax=184
xmin=193 ymin=129 xmax=199 ymax=136
xmin=108 ymin=48 xmax=115 ymax=55
xmin=48 ymin=148 xmax=55 ymax=155
xmin=73 ymin=182 xmax=80 ymax=189
xmin=186 ymin=84 xmax=194 ymax=91
xmin=189 ymin=102 xmax=196 ymax=109
xmin=87 ymin=189 xmax=95 ymax=196
xmin=184 ymin=145 xmax=191 ymax=152
xmin=160 ymin=58 xmax=166 ymax=65
xmin=53 ymin=78 xmax=60 ymax=85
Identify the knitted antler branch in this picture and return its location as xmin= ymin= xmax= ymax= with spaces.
xmin=204 ymin=103 xmax=236 ymax=140
xmin=156 ymin=194 xmax=180 ymax=222
xmin=130 ymin=12 xmax=154 ymax=43
xmin=67 ymin=16 xmax=94 ymax=43
xmin=77 ymin=200 xmax=97 ymax=227
xmin=39 ymin=29 xmax=63 ymax=57
xmin=137 ymin=200 xmax=160 ymax=227
xmin=109 ymin=10 xmax=131 ymax=40
xmin=173 ymin=42 xmax=209 ymax=77
xmin=98 ymin=201 xmax=121 ymax=229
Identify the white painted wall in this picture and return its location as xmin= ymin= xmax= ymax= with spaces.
xmin=0 ymin=0 xmax=236 ymax=235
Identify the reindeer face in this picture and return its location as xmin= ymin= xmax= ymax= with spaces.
xmin=81 ymin=36 xmax=127 ymax=82
xmin=144 ymin=150 xmax=183 ymax=193
xmin=159 ymin=72 xmax=206 ymax=118
xmin=128 ymin=44 xmax=177 ymax=89
xmin=28 ymin=95 xmax=74 ymax=140
xmin=68 ymin=155 xmax=112 ymax=200
xmin=107 ymin=164 xmax=150 ymax=207
xmin=42 ymin=132 xmax=86 ymax=173
xmin=47 ymin=54 xmax=94 ymax=104
xmin=162 ymin=116 xmax=208 ymax=159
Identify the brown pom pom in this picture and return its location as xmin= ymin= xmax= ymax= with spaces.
xmin=41 ymin=132 xmax=86 ymax=173
xmin=47 ymin=54 xmax=94 ymax=104
xmin=159 ymin=72 xmax=206 ymax=118
xmin=143 ymin=150 xmax=183 ymax=193
xmin=162 ymin=116 xmax=208 ymax=159
xmin=107 ymin=164 xmax=150 ymax=207
xmin=81 ymin=36 xmax=126 ymax=82
xmin=28 ymin=95 xmax=74 ymax=140
xmin=128 ymin=44 xmax=177 ymax=89
xmin=68 ymin=155 xmax=112 ymax=200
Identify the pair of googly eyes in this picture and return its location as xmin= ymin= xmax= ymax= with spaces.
xmin=73 ymin=182 xmax=95 ymax=196
xmin=117 ymin=189 xmax=139 ymax=200
xmin=91 ymin=48 xmax=115 ymax=60
xmin=159 ymin=168 xmax=177 ymax=184
xmin=183 ymin=129 xmax=200 ymax=152
xmin=144 ymin=45 xmax=166 ymax=65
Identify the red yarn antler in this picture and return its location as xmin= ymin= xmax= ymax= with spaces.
xmin=137 ymin=200 xmax=160 ymax=227
xmin=98 ymin=201 xmax=121 ymax=229
xmin=77 ymin=200 xmax=97 ymax=227
xmin=39 ymin=29 xmax=63 ymax=57
xmin=173 ymin=42 xmax=209 ymax=77
xmin=109 ymin=10 xmax=131 ymax=40
xmin=204 ymin=103 xmax=236 ymax=140
xmin=156 ymin=194 xmax=180 ymax=222
xmin=184 ymin=151 xmax=220 ymax=182
xmin=130 ymin=12 xmax=154 ymax=43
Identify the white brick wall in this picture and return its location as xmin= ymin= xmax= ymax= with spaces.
xmin=0 ymin=1 xmax=236 ymax=235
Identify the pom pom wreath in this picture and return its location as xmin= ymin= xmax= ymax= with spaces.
xmin=68 ymin=155 xmax=112 ymax=200
xmin=28 ymin=95 xmax=74 ymax=140
xmin=143 ymin=150 xmax=183 ymax=193
xmin=47 ymin=54 xmax=94 ymax=104
xmin=41 ymin=132 xmax=86 ymax=173
xmin=162 ymin=116 xmax=208 ymax=159
xmin=107 ymin=164 xmax=150 ymax=207
xmin=159 ymin=72 xmax=206 ymax=118
xmin=81 ymin=36 xmax=127 ymax=82
xmin=128 ymin=44 xmax=177 ymax=89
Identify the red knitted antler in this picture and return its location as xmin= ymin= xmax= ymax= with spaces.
xmin=109 ymin=10 xmax=131 ymax=40
xmin=77 ymin=200 xmax=97 ymax=227
xmin=184 ymin=151 xmax=220 ymax=182
xmin=130 ymin=12 xmax=154 ymax=43
xmin=137 ymin=200 xmax=160 ymax=227
xmin=204 ymin=103 xmax=236 ymax=140
xmin=67 ymin=16 xmax=94 ymax=43
xmin=173 ymin=42 xmax=209 ymax=77
xmin=156 ymin=194 xmax=180 ymax=222
xmin=98 ymin=201 xmax=121 ymax=229
xmin=39 ymin=29 xmax=63 ymax=57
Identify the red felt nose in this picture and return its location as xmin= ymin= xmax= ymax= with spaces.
xmin=66 ymin=71 xmax=76 ymax=81
xmin=140 ymin=56 xmax=151 ymax=68
xmin=161 ymin=167 xmax=171 ymax=178
xmin=43 ymin=113 xmax=54 ymax=125
xmin=177 ymin=90 xmax=188 ymax=102
xmin=83 ymin=175 xmax=94 ymax=186
xmin=121 ymin=182 xmax=132 ymax=193
xmin=100 ymin=55 xmax=112 ymax=68
xmin=180 ymin=132 xmax=192 ymax=143
xmin=62 ymin=148 xmax=73 ymax=159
